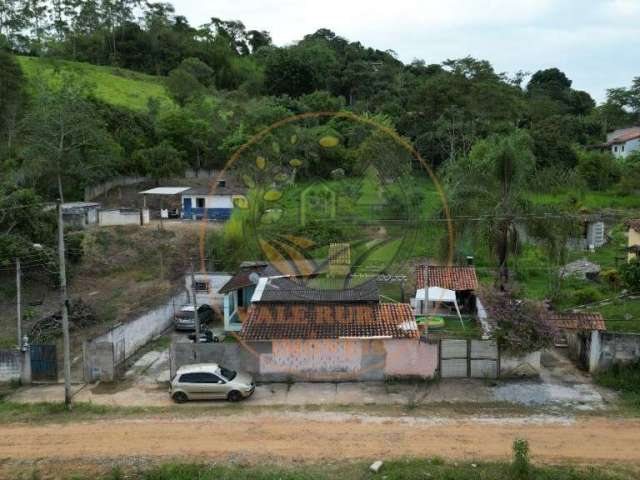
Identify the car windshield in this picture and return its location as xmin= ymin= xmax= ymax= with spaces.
xmin=219 ymin=366 xmax=236 ymax=381
xmin=176 ymin=310 xmax=194 ymax=319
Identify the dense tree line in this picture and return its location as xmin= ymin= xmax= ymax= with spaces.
xmin=1 ymin=0 xmax=639 ymax=272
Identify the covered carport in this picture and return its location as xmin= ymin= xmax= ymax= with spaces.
xmin=139 ymin=187 xmax=190 ymax=225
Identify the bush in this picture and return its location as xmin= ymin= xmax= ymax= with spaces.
xmin=483 ymin=289 xmax=557 ymax=355
xmin=620 ymin=258 xmax=640 ymax=291
xmin=576 ymin=149 xmax=620 ymax=191
xmin=594 ymin=360 xmax=640 ymax=411
xmin=512 ymin=438 xmax=531 ymax=479
xmin=571 ymin=286 xmax=605 ymax=305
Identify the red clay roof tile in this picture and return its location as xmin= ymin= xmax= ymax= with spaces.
xmin=416 ymin=265 xmax=478 ymax=291
xmin=241 ymin=303 xmax=418 ymax=340
xmin=549 ymin=312 xmax=606 ymax=331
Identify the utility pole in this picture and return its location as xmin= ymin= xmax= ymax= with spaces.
xmin=15 ymin=258 xmax=21 ymax=348
xmin=57 ymin=201 xmax=72 ymax=407
xmin=190 ymin=261 xmax=200 ymax=343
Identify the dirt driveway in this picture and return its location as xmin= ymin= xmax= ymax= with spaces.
xmin=2 ymin=412 xmax=640 ymax=474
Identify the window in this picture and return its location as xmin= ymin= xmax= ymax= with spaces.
xmin=217 ymin=180 xmax=226 ymax=188
xmin=196 ymin=197 xmax=205 ymax=208
xmin=219 ymin=366 xmax=237 ymax=381
xmin=178 ymin=373 xmax=198 ymax=383
xmin=197 ymin=372 xmax=224 ymax=383
xmin=621 ymin=145 xmax=625 ymax=152
xmin=194 ymin=281 xmax=209 ymax=292
xmin=237 ymin=288 xmax=244 ymax=307
xmin=179 ymin=372 xmax=223 ymax=383
xmin=614 ymin=146 xmax=618 ymax=153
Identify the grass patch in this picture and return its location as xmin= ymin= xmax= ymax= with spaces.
xmin=439 ymin=316 xmax=482 ymax=339
xmin=68 ymin=458 xmax=638 ymax=480
xmin=17 ymin=55 xmax=175 ymax=111
xmin=586 ymin=298 xmax=640 ymax=333
xmin=594 ymin=360 xmax=640 ymax=413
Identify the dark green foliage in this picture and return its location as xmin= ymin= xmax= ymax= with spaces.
xmin=132 ymin=141 xmax=186 ymax=181
xmin=570 ymin=286 xmax=605 ymax=306
xmin=595 ymin=360 xmax=640 ymax=411
xmin=576 ymin=149 xmax=620 ymax=191
xmin=620 ymin=258 xmax=640 ymax=291
xmin=0 ymin=50 xmax=25 ymax=156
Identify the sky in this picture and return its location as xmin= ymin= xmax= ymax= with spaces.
xmin=172 ymin=0 xmax=640 ymax=103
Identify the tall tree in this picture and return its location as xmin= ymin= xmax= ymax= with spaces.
xmin=21 ymin=72 xmax=117 ymax=200
xmin=444 ymin=130 xmax=536 ymax=289
xmin=0 ymin=51 xmax=25 ymax=154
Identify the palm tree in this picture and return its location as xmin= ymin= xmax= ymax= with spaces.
xmin=443 ymin=130 xmax=535 ymax=290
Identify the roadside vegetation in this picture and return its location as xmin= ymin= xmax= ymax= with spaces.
xmin=66 ymin=456 xmax=636 ymax=480
xmin=595 ymin=361 xmax=640 ymax=413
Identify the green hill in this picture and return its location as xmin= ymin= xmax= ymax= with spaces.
xmin=16 ymin=56 xmax=174 ymax=111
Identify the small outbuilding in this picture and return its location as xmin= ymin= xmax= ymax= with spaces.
xmin=551 ymin=311 xmax=606 ymax=372
xmin=181 ymin=180 xmax=245 ymax=221
xmin=413 ymin=265 xmax=478 ymax=316
xmin=57 ymin=202 xmax=101 ymax=229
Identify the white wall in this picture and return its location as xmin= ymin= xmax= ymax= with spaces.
xmin=99 ymin=209 xmax=149 ymax=226
xmin=185 ymin=273 xmax=231 ymax=309
xmin=500 ymin=351 xmax=541 ymax=377
xmin=612 ymin=138 xmax=640 ymax=159
xmin=183 ymin=194 xmax=234 ymax=209
xmin=90 ymin=290 xmax=188 ymax=362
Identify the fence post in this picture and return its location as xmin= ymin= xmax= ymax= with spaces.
xmin=589 ymin=330 xmax=602 ymax=373
xmin=20 ymin=345 xmax=31 ymax=385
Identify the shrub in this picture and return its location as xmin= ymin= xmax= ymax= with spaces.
xmin=576 ymin=149 xmax=620 ymax=191
xmin=571 ymin=286 xmax=605 ymax=305
xmin=511 ymin=438 xmax=531 ymax=479
xmin=620 ymin=258 xmax=640 ymax=291
xmin=594 ymin=360 xmax=640 ymax=411
xmin=483 ymin=289 xmax=557 ymax=355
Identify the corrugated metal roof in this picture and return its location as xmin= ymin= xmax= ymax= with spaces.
xmin=256 ymin=277 xmax=380 ymax=303
xmin=138 ymin=187 xmax=190 ymax=195
xmin=183 ymin=186 xmax=246 ymax=196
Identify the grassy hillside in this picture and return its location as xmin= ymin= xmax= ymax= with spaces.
xmin=17 ymin=56 xmax=174 ymax=111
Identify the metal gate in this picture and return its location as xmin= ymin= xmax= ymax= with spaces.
xmin=30 ymin=344 xmax=58 ymax=382
xmin=440 ymin=339 xmax=498 ymax=378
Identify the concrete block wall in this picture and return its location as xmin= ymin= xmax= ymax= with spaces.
xmin=594 ymin=331 xmax=640 ymax=370
xmin=84 ymin=290 xmax=188 ymax=382
xmin=98 ymin=209 xmax=149 ymax=226
xmin=83 ymin=342 xmax=115 ymax=382
xmin=0 ymin=350 xmax=21 ymax=382
xmin=500 ymin=351 xmax=541 ymax=377
xmin=98 ymin=290 xmax=188 ymax=360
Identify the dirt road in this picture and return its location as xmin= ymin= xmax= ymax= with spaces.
xmin=2 ymin=412 xmax=640 ymax=470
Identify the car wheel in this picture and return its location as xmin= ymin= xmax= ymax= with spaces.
xmin=172 ymin=391 xmax=188 ymax=403
xmin=227 ymin=390 xmax=243 ymax=402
